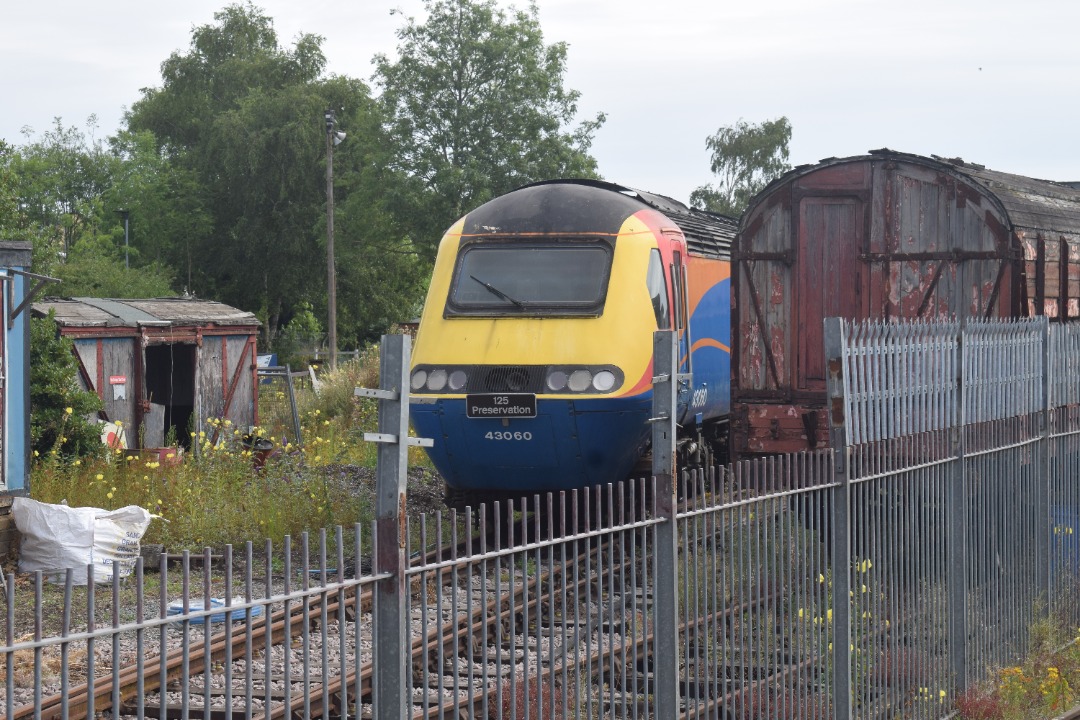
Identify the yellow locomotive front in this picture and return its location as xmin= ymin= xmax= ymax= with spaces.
xmin=408 ymin=181 xmax=677 ymax=506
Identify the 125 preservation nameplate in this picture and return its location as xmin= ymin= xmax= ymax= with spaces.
xmin=465 ymin=394 xmax=536 ymax=419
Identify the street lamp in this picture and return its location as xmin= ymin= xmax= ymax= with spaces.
xmin=324 ymin=108 xmax=345 ymax=372
xmin=116 ymin=209 xmax=130 ymax=269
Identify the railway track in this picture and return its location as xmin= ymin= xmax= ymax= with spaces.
xmin=7 ymin=476 xmax=859 ymax=719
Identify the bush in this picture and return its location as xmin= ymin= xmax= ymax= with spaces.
xmin=30 ymin=311 xmax=103 ymax=459
xmin=956 ymin=610 xmax=1080 ymax=719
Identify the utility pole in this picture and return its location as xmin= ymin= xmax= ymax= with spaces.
xmin=324 ymin=108 xmax=339 ymax=372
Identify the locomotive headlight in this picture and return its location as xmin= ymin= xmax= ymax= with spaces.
xmin=448 ymin=370 xmax=468 ymax=391
xmin=427 ymin=369 xmax=448 ymax=392
xmin=410 ymin=369 xmax=428 ymax=391
xmin=568 ymin=369 xmax=593 ymax=392
xmin=546 ymin=370 xmax=568 ymax=392
xmin=592 ymin=370 xmax=616 ymax=392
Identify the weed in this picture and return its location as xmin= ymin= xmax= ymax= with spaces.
xmin=29 ymin=347 xmax=435 ymax=552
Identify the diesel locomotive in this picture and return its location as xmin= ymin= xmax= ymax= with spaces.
xmin=407 ymin=179 xmax=735 ymax=508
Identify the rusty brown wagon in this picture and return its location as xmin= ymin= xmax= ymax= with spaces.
xmin=731 ymin=148 xmax=1080 ymax=460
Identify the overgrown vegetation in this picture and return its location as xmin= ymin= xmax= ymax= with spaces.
xmin=956 ymin=603 xmax=1080 ymax=719
xmin=30 ymin=311 xmax=104 ymax=457
xmin=29 ymin=350 xmax=434 ymax=550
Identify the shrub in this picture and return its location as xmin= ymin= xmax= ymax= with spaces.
xmin=30 ymin=311 xmax=103 ymax=459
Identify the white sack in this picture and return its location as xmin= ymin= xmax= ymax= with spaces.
xmin=12 ymin=497 xmax=154 ymax=584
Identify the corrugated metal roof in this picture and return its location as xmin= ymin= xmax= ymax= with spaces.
xmin=32 ymin=297 xmax=260 ymax=329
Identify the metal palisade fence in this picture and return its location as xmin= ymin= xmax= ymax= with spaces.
xmin=3 ymin=322 xmax=1080 ymax=719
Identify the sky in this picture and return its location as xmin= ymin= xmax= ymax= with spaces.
xmin=2 ymin=0 xmax=1078 ymax=206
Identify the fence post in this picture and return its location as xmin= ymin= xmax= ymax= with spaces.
xmin=367 ymin=334 xmax=413 ymax=720
xmin=285 ymin=364 xmax=303 ymax=447
xmin=824 ymin=318 xmax=852 ymax=720
xmin=947 ymin=323 xmax=969 ymax=692
xmin=1037 ymin=316 xmax=1052 ymax=605
xmin=652 ymin=330 xmax=680 ymax=717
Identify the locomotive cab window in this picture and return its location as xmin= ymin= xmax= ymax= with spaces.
xmin=446 ymin=240 xmax=613 ymax=317
xmin=647 ymin=249 xmax=670 ymax=329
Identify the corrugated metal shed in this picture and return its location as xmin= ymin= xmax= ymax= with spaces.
xmin=32 ymin=297 xmax=261 ymax=452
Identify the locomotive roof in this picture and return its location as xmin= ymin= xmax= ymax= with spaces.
xmin=515 ymin=179 xmax=736 ymax=259
xmin=747 ymin=149 xmax=1080 ymax=238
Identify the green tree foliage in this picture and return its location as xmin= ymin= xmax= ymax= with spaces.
xmin=374 ymin=0 xmax=606 ymax=255
xmin=0 ymin=141 xmax=25 ymax=243
xmin=7 ymin=119 xmax=185 ymax=288
xmin=50 ymin=233 xmax=175 ymax=298
xmin=6 ymin=119 xmax=118 ymax=275
xmin=690 ymin=117 xmax=792 ymax=217
xmin=30 ymin=311 xmax=104 ymax=458
xmin=126 ymin=3 xmax=426 ymax=347
xmin=274 ymin=300 xmax=322 ymax=367
xmin=127 ymin=4 xmax=331 ymax=324
xmin=106 ymin=130 xmax=212 ymax=292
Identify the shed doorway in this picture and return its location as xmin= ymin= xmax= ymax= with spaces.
xmin=144 ymin=344 xmax=197 ymax=449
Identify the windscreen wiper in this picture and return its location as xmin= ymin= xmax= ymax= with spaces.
xmin=470 ymin=275 xmax=526 ymax=309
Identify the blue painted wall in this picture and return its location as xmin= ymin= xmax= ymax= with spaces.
xmin=2 ymin=242 xmax=34 ymax=494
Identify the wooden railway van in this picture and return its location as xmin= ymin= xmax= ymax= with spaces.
xmin=731 ymin=149 xmax=1080 ymax=460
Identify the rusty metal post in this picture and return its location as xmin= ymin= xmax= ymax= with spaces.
xmin=824 ymin=318 xmax=852 ymax=720
xmin=651 ymin=330 xmax=680 ymax=716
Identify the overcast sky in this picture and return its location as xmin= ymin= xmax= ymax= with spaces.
xmin=2 ymin=0 xmax=1078 ymax=205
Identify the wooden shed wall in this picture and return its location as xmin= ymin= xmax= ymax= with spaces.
xmin=66 ymin=330 xmax=258 ymax=449
xmin=72 ymin=337 xmax=138 ymax=430
xmin=196 ymin=335 xmax=257 ymax=437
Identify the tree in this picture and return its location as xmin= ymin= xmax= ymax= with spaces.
xmin=10 ymin=118 xmax=117 ymax=259
xmin=126 ymin=4 xmax=428 ymax=349
xmin=374 ymin=0 xmax=606 ymax=256
xmin=50 ymin=233 xmax=176 ymax=298
xmin=0 ymin=141 xmax=27 ymax=243
xmin=690 ymin=117 xmax=792 ymax=217
xmin=127 ymin=4 xmax=331 ymax=325
xmin=106 ymin=129 xmax=212 ymax=293
xmin=30 ymin=311 xmax=104 ymax=458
